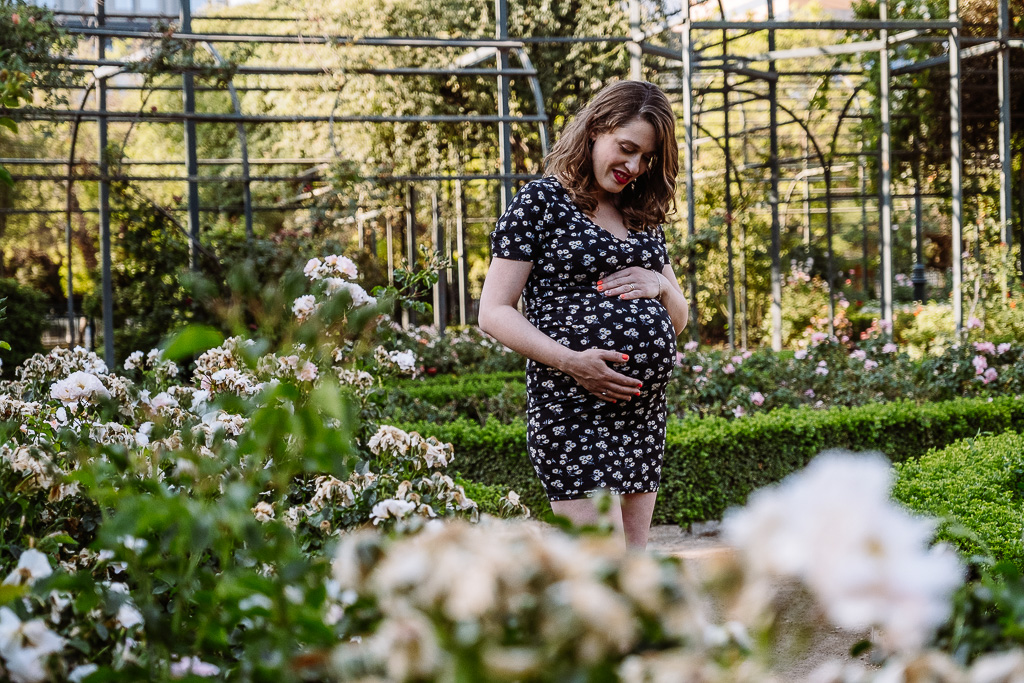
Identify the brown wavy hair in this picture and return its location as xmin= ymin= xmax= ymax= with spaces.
xmin=544 ymin=80 xmax=679 ymax=231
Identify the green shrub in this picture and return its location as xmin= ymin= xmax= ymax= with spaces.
xmin=892 ymin=431 xmax=1024 ymax=568
xmin=388 ymin=371 xmax=524 ymax=389
xmin=0 ymin=278 xmax=47 ymax=376
xmin=381 ymin=374 xmax=526 ymax=424
xmin=400 ymin=397 xmax=1024 ymax=526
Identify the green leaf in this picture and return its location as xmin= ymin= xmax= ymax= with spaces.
xmin=0 ymin=584 xmax=26 ymax=605
xmin=0 ymin=117 xmax=16 ymax=134
xmin=162 ymin=325 xmax=224 ymax=361
xmin=0 ymin=341 xmax=9 ymax=351
xmin=0 ymin=167 xmax=12 ymax=189
xmin=37 ymin=533 xmax=77 ymax=554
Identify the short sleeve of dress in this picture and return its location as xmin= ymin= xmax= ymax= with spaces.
xmin=490 ymin=180 xmax=547 ymax=262
xmin=652 ymin=225 xmax=670 ymax=268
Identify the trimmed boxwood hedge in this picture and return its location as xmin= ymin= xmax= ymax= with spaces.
xmin=892 ymin=431 xmax=1024 ymax=568
xmin=398 ymin=396 xmax=1024 ymax=525
xmin=381 ymin=374 xmax=526 ymax=425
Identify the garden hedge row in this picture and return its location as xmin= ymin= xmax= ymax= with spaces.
xmin=387 ymin=372 xmax=524 ymax=403
xmin=397 ymin=396 xmax=1024 ymax=525
xmin=382 ymin=374 xmax=526 ymax=424
xmin=893 ymin=431 xmax=1024 ymax=568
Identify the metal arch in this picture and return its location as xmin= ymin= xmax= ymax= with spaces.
xmin=710 ymin=85 xmax=840 ymax=333
xmin=64 ymin=80 xmax=98 ymax=346
xmin=511 ymin=46 xmax=549 ymax=157
xmin=199 ymin=41 xmax=254 ymax=239
xmin=325 ymin=44 xmax=549 ymax=201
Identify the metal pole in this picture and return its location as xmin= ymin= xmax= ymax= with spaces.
xmin=912 ymin=132 xmax=927 ymax=301
xmin=629 ymin=0 xmax=642 ymax=80
xmin=997 ymin=0 xmax=1012 ymax=287
xmin=432 ymin=190 xmax=448 ymax=333
xmin=879 ymin=0 xmax=894 ymax=331
xmin=860 ymin=139 xmax=870 ymax=296
xmin=495 ymin=0 xmax=513 ymax=210
xmin=681 ymin=0 xmax=698 ymax=342
xmin=385 ymin=215 xmax=394 ymax=285
xmin=950 ymin=0 xmax=963 ymax=334
xmin=181 ymin=0 xmax=200 ymax=271
xmin=803 ymin=133 xmax=811 ymax=245
xmin=455 ymin=179 xmax=470 ymax=325
xmin=824 ymin=165 xmax=835 ymax=335
xmin=97 ymin=0 xmax=114 ymax=367
xmin=199 ymin=43 xmax=252 ymax=240
xmin=405 ymin=184 xmax=418 ymax=327
xmin=722 ymin=72 xmax=736 ymax=350
xmin=768 ymin=0 xmax=782 ymax=351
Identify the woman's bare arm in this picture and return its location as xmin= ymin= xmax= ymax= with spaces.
xmin=478 ymin=258 xmax=643 ymax=402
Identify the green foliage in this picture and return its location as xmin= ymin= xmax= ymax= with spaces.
xmin=892 ymin=432 xmax=1024 ymax=568
xmin=84 ymin=187 xmax=196 ymax=360
xmin=0 ymin=0 xmax=78 ymax=95
xmin=0 ymin=278 xmax=46 ymax=376
xmin=399 ymin=396 xmax=1024 ymax=526
xmin=934 ymin=560 xmax=1024 ymax=665
xmin=0 ymin=66 xmax=29 ymax=189
xmin=381 ymin=372 xmax=526 ymax=424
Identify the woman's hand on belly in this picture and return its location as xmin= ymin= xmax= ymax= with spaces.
xmin=561 ymin=349 xmax=644 ymax=403
xmin=597 ymin=266 xmax=667 ymax=301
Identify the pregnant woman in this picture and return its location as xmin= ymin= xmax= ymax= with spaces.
xmin=478 ymin=80 xmax=688 ymax=549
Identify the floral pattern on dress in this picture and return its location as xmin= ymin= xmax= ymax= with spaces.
xmin=489 ymin=177 xmax=675 ymax=502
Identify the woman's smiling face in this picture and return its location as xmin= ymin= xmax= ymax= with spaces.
xmin=589 ymin=117 xmax=658 ymax=199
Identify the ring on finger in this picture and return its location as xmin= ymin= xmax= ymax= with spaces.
xmin=628 ymin=283 xmax=635 ymax=292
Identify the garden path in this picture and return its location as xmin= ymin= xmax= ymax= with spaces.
xmin=648 ymin=523 xmax=873 ymax=679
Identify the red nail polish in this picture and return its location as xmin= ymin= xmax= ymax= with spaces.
xmin=597 ymin=280 xmax=603 ymax=285
xmin=597 ymin=285 xmax=603 ymax=291
xmin=635 ymin=392 xmax=640 ymax=396
xmin=638 ymin=383 xmax=643 ymax=388
xmin=622 ymin=354 xmax=628 ymax=360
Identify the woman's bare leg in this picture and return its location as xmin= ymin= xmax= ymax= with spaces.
xmin=549 ymin=495 xmax=624 ymax=547
xmin=619 ymin=492 xmax=658 ymax=550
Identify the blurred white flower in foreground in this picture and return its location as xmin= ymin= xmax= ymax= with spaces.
xmin=0 ymin=607 xmax=65 ymax=683
xmin=169 ymin=655 xmax=220 ymax=678
xmin=2 ymin=550 xmax=52 ymax=588
xmin=723 ymin=450 xmax=963 ymax=653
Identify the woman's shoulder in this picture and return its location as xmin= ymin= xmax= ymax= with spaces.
xmin=515 ymin=176 xmax=568 ymax=203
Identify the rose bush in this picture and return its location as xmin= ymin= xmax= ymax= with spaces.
xmin=669 ymin=328 xmax=1024 ymax=420
xmin=0 ymin=255 xmax=527 ymax=681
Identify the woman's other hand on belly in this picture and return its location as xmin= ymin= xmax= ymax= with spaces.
xmin=561 ymin=349 xmax=644 ymax=403
xmin=597 ymin=266 xmax=667 ymax=301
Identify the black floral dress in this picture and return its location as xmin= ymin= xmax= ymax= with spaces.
xmin=489 ymin=177 xmax=676 ymax=502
